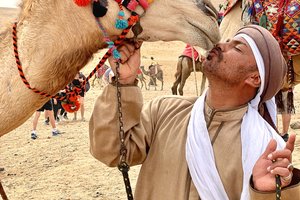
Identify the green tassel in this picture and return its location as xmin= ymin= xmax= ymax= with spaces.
xmin=259 ymin=13 xmax=267 ymax=28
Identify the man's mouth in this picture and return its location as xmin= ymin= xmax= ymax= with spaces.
xmin=206 ymin=49 xmax=217 ymax=60
xmin=206 ymin=47 xmax=222 ymax=61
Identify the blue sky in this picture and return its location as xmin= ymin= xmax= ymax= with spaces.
xmin=0 ymin=0 xmax=20 ymax=8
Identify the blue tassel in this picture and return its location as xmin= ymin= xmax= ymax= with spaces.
xmin=115 ymin=11 xmax=128 ymax=29
xmin=106 ymin=41 xmax=114 ymax=47
xmin=113 ymin=49 xmax=121 ymax=59
xmin=119 ymin=10 xmax=125 ymax=17
xmin=116 ymin=19 xmax=128 ymax=29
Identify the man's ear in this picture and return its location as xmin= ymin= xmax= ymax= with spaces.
xmin=245 ymin=72 xmax=261 ymax=88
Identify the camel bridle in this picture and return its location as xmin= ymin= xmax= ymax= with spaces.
xmin=9 ymin=1 xmax=151 ymax=200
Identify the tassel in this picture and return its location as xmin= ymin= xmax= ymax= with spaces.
xmin=259 ymin=12 xmax=267 ymax=28
xmin=74 ymin=0 xmax=90 ymax=7
xmin=115 ymin=3 xmax=128 ymax=29
xmin=93 ymin=0 xmax=108 ymax=17
xmin=275 ymin=90 xmax=284 ymax=113
xmin=287 ymin=89 xmax=295 ymax=114
xmin=106 ymin=41 xmax=121 ymax=60
xmin=116 ymin=11 xmax=128 ymax=29
xmin=287 ymin=58 xmax=295 ymax=84
xmin=274 ymin=14 xmax=284 ymax=36
xmin=113 ymin=49 xmax=121 ymax=60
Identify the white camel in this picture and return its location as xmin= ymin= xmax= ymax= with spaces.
xmin=0 ymin=0 xmax=220 ymax=137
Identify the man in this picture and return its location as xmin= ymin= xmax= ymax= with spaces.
xmin=72 ymin=72 xmax=89 ymax=121
xmin=89 ymin=25 xmax=300 ymax=199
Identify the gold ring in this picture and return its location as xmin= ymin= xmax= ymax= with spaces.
xmin=281 ymin=172 xmax=293 ymax=182
xmin=287 ymin=163 xmax=294 ymax=171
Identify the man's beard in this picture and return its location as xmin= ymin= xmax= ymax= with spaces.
xmin=203 ymin=47 xmax=241 ymax=86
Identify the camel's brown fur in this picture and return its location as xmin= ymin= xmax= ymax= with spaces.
xmin=0 ymin=0 xmax=220 ymax=137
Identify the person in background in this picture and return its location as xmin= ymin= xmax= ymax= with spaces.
xmin=72 ymin=72 xmax=90 ymax=121
xmin=31 ymin=99 xmax=61 ymax=139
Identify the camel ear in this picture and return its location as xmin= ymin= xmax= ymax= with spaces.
xmin=245 ymin=72 xmax=260 ymax=88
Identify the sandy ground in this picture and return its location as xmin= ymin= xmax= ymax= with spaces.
xmin=1 ymin=3 xmax=300 ymax=200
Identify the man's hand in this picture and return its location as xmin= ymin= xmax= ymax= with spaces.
xmin=252 ymin=134 xmax=296 ymax=191
xmin=108 ymin=41 xmax=142 ymax=85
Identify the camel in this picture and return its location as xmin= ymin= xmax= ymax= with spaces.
xmin=137 ymin=68 xmax=148 ymax=90
xmin=0 ymin=0 xmax=220 ymax=137
xmin=171 ymin=55 xmax=205 ymax=95
xmin=91 ymin=64 xmax=110 ymax=87
xmin=140 ymin=64 xmax=164 ymax=90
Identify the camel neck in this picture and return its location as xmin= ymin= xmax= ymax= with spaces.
xmin=13 ymin=8 xmax=104 ymax=94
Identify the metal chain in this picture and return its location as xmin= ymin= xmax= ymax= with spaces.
xmin=115 ymin=62 xmax=134 ymax=200
xmin=275 ymin=175 xmax=281 ymax=200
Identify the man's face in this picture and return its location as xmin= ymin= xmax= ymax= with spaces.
xmin=203 ymin=37 xmax=257 ymax=86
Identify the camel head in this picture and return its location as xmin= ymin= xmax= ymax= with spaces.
xmin=16 ymin=0 xmax=220 ymax=58
xmin=44 ymin=0 xmax=219 ymax=51
xmin=98 ymin=0 xmax=221 ymax=50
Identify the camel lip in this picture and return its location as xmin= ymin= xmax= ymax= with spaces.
xmin=187 ymin=21 xmax=215 ymax=46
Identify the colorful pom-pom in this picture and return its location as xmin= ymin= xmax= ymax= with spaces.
xmin=118 ymin=10 xmax=125 ymax=17
xmin=113 ymin=49 xmax=121 ymax=60
xmin=107 ymin=41 xmax=114 ymax=46
xmin=115 ymin=10 xmax=128 ymax=29
xmin=116 ymin=19 xmax=128 ymax=29
xmin=74 ymin=0 xmax=91 ymax=7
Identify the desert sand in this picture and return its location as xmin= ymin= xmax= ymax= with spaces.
xmin=1 ymin=5 xmax=300 ymax=200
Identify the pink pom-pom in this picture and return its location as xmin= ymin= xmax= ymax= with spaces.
xmin=74 ymin=0 xmax=91 ymax=7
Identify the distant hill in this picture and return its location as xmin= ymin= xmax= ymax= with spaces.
xmin=0 ymin=7 xmax=19 ymax=32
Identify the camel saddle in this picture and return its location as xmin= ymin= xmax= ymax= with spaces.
xmin=222 ymin=0 xmax=300 ymax=56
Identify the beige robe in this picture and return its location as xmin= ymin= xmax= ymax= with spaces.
xmin=89 ymin=85 xmax=300 ymax=199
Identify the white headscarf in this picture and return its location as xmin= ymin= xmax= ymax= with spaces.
xmin=186 ymin=34 xmax=285 ymax=200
